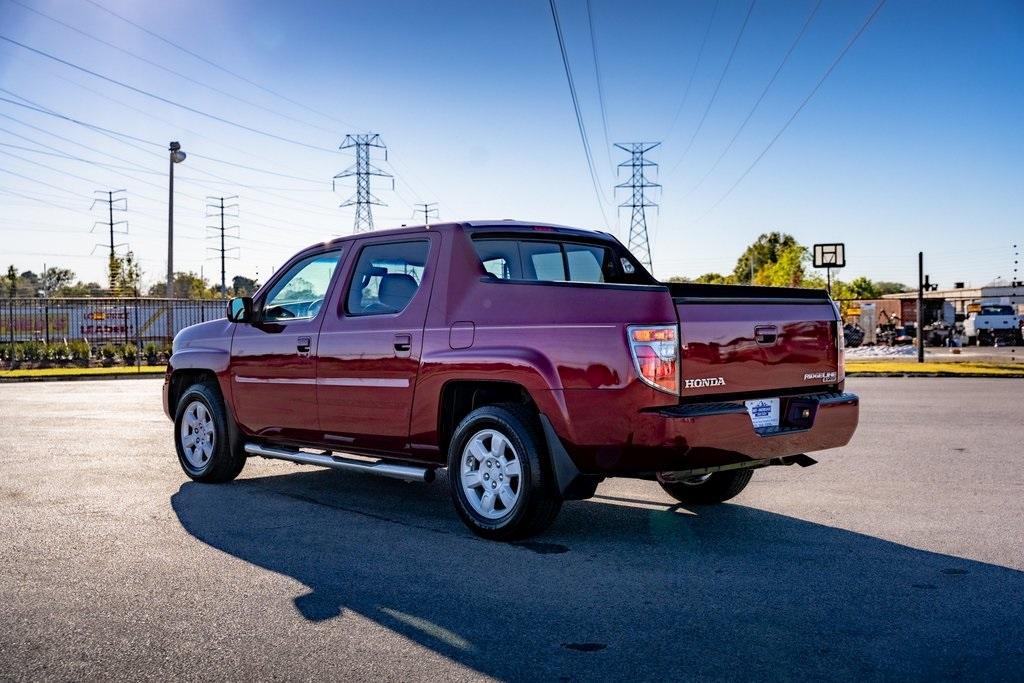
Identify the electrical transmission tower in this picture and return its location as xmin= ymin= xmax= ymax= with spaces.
xmin=91 ymin=189 xmax=128 ymax=292
xmin=414 ymin=202 xmax=439 ymax=226
xmin=614 ymin=142 xmax=660 ymax=273
xmin=334 ymin=134 xmax=393 ymax=233
xmin=205 ymin=196 xmax=240 ymax=299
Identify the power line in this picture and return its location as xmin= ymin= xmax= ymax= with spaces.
xmin=668 ymin=0 xmax=757 ymax=176
xmin=686 ymin=0 xmax=823 ymax=196
xmin=0 ymin=34 xmax=338 ymax=154
xmin=585 ymin=0 xmax=612 ymax=171
xmin=688 ymin=0 xmax=888 ymax=226
xmin=81 ymin=0 xmax=359 ymax=130
xmin=548 ymin=0 xmax=611 ymax=231
xmin=3 ymin=0 xmax=339 ymax=137
xmin=663 ymin=0 xmax=720 ymax=143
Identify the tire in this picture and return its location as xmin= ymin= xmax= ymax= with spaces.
xmin=657 ymin=469 xmax=753 ymax=505
xmin=173 ymin=382 xmax=246 ymax=483
xmin=447 ymin=404 xmax=562 ymax=540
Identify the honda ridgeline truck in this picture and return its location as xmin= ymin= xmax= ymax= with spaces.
xmin=164 ymin=221 xmax=859 ymax=539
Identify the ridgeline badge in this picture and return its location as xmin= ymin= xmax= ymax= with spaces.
xmin=803 ymin=371 xmax=838 ymax=383
xmin=684 ymin=377 xmax=726 ymax=389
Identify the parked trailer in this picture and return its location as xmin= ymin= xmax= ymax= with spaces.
xmin=0 ymin=298 xmax=227 ymax=345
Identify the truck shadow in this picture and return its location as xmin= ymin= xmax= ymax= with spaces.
xmin=171 ymin=469 xmax=1023 ymax=680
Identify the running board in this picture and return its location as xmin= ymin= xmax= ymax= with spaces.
xmin=243 ymin=443 xmax=435 ymax=483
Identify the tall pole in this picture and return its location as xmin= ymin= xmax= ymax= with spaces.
xmin=205 ymin=195 xmax=238 ymax=299
xmin=108 ymin=191 xmax=115 ymax=260
xmin=414 ymin=202 xmax=439 ymax=227
xmin=167 ymin=148 xmax=175 ymax=300
xmin=334 ymin=134 xmax=393 ymax=233
xmin=614 ymin=142 xmax=660 ymax=273
xmin=917 ymin=251 xmax=924 ymax=363
xmin=167 ymin=142 xmax=185 ymax=340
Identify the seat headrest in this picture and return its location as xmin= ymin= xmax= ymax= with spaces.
xmin=377 ymin=273 xmax=418 ymax=311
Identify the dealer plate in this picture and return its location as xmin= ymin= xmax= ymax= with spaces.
xmin=744 ymin=398 xmax=780 ymax=429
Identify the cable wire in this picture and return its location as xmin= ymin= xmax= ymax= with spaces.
xmin=663 ymin=0 xmax=720 ymax=144
xmin=686 ymin=0 xmax=822 ymax=196
xmin=668 ymin=0 xmax=757 ymax=176
xmin=0 ymin=34 xmax=337 ymax=154
xmin=548 ymin=0 xmax=611 ymax=231
xmin=688 ymin=0 xmax=888 ymax=226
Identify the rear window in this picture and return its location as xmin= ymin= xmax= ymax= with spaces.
xmin=473 ymin=237 xmax=652 ymax=285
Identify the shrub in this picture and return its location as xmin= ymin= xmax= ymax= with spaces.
xmin=144 ymin=341 xmax=159 ymax=365
xmin=20 ymin=341 xmax=44 ymax=363
xmin=67 ymin=340 xmax=90 ymax=365
xmin=122 ymin=343 xmax=138 ymax=365
xmin=99 ymin=343 xmax=118 ymax=366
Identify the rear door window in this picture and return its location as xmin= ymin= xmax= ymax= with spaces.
xmin=472 ymin=238 xmax=631 ymax=284
xmin=346 ymin=240 xmax=429 ymax=316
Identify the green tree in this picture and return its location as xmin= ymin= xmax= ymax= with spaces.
xmin=733 ymin=232 xmax=798 ymax=284
xmin=753 ymin=245 xmax=808 ymax=288
xmin=231 ymin=275 xmax=258 ymax=296
xmin=5 ymin=265 xmax=16 ymax=298
xmin=40 ymin=267 xmax=75 ymax=295
xmin=147 ymin=272 xmax=214 ymax=299
xmin=114 ymin=252 xmax=142 ymax=296
xmin=694 ymin=272 xmax=736 ymax=285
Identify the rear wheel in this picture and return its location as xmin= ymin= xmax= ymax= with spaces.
xmin=174 ymin=382 xmax=246 ymax=483
xmin=657 ymin=469 xmax=753 ymax=505
xmin=447 ymin=404 xmax=561 ymax=540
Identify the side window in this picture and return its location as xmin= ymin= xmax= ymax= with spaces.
xmin=261 ymin=250 xmax=341 ymax=321
xmin=474 ymin=239 xmax=522 ymax=279
xmin=565 ymin=243 xmax=608 ymax=282
xmin=471 ymin=238 xmax=620 ymax=284
xmin=346 ymin=240 xmax=430 ymax=316
xmin=519 ymin=241 xmax=565 ymax=280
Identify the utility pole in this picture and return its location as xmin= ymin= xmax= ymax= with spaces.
xmin=90 ymin=190 xmax=127 ymax=293
xmin=205 ymin=196 xmax=240 ymax=298
xmin=167 ymin=141 xmax=186 ymax=340
xmin=334 ymin=134 xmax=393 ymax=233
xmin=615 ymin=142 xmax=660 ymax=273
xmin=414 ymin=202 xmax=439 ymax=226
xmin=917 ymin=251 xmax=924 ymax=363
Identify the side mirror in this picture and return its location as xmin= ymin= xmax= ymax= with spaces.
xmin=226 ymin=296 xmax=253 ymax=323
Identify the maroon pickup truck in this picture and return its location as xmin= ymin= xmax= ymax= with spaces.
xmin=164 ymin=220 xmax=858 ymax=539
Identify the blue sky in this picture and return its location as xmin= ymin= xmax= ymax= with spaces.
xmin=0 ymin=0 xmax=1021 ymax=289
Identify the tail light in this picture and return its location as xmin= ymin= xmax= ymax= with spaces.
xmin=627 ymin=325 xmax=679 ymax=394
xmin=836 ymin=320 xmax=846 ymax=381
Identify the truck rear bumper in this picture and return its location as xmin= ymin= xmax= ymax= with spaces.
xmin=559 ymin=392 xmax=859 ymax=474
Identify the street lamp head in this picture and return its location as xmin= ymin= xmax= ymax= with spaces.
xmin=169 ymin=141 xmax=181 ymax=151
xmin=171 ymin=150 xmax=186 ymax=163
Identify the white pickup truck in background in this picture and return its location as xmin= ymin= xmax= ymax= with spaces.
xmin=963 ymin=304 xmax=1023 ymax=346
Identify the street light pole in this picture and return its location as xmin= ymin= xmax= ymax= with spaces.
xmin=167 ymin=141 xmax=186 ymax=340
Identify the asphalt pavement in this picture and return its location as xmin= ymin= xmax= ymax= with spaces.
xmin=1 ymin=378 xmax=1022 ymax=681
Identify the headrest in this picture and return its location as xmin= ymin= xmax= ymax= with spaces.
xmin=378 ymin=273 xmax=418 ymax=310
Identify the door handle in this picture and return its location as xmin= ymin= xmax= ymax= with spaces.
xmin=754 ymin=325 xmax=778 ymax=345
xmin=296 ymin=336 xmax=311 ymax=356
xmin=393 ymin=334 xmax=412 ymax=354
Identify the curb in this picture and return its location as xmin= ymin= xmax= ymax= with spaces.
xmin=0 ymin=370 xmax=165 ymax=383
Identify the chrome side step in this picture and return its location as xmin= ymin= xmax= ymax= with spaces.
xmin=243 ymin=443 xmax=435 ymax=483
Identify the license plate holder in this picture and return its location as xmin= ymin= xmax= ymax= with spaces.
xmin=744 ymin=398 xmax=780 ymax=430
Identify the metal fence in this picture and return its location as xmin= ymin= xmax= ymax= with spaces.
xmin=1 ymin=297 xmax=227 ymax=346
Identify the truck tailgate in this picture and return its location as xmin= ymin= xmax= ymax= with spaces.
xmin=669 ymin=284 xmax=840 ymax=398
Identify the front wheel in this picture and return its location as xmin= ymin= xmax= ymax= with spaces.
xmin=447 ymin=404 xmax=561 ymax=540
xmin=656 ymin=469 xmax=753 ymax=505
xmin=174 ymin=382 xmax=246 ymax=483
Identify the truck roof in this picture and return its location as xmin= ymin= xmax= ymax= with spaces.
xmin=300 ymin=220 xmax=617 ymax=255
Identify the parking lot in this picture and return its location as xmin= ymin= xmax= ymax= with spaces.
xmin=1 ymin=377 xmax=1022 ymax=680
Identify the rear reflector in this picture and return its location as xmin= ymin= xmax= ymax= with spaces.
xmin=627 ymin=325 xmax=679 ymax=394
